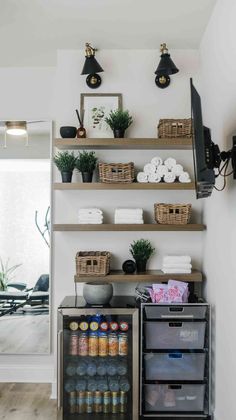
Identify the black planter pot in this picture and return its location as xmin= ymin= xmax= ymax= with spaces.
xmin=61 ymin=171 xmax=73 ymax=183
xmin=113 ymin=129 xmax=125 ymax=138
xmin=60 ymin=126 xmax=77 ymax=138
xmin=135 ymin=259 xmax=148 ymax=273
xmin=82 ymin=172 xmax=93 ymax=183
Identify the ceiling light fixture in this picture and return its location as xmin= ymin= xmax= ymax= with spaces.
xmin=81 ymin=43 xmax=104 ymax=89
xmin=155 ymin=43 xmax=179 ymax=89
xmin=4 ymin=121 xmax=28 ymax=148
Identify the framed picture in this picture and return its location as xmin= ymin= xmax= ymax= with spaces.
xmin=80 ymin=93 xmax=122 ymax=138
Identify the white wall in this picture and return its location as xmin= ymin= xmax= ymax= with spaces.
xmin=200 ymin=1 xmax=236 ymax=419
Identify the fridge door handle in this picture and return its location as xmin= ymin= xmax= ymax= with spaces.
xmin=57 ymin=330 xmax=63 ymax=409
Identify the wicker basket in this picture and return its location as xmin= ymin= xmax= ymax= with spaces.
xmin=99 ymin=162 xmax=135 ymax=183
xmin=154 ymin=203 xmax=192 ymax=225
xmin=76 ymin=251 xmax=111 ymax=276
xmin=158 ymin=119 xmax=192 ymax=138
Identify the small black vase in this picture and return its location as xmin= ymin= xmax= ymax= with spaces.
xmin=60 ymin=126 xmax=77 ymax=138
xmin=135 ymin=259 xmax=147 ymax=273
xmin=113 ymin=129 xmax=125 ymax=138
xmin=82 ymin=172 xmax=93 ymax=183
xmin=61 ymin=171 xmax=73 ymax=183
xmin=122 ymin=260 xmax=136 ymax=274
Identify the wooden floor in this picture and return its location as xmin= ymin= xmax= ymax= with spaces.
xmin=0 ymin=383 xmax=57 ymax=420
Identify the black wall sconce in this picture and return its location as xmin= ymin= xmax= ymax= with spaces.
xmin=155 ymin=43 xmax=179 ymax=89
xmin=81 ymin=43 xmax=104 ymax=89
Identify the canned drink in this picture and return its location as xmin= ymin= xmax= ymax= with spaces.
xmin=108 ymin=332 xmax=119 ymax=356
xmin=110 ymin=321 xmax=119 ymax=331
xmin=90 ymin=321 xmax=99 ymax=331
xmin=77 ymin=390 xmax=86 ymax=414
xmin=111 ymin=391 xmax=120 ymax=414
xmin=99 ymin=332 xmax=108 ymax=357
xmin=85 ymin=391 xmax=94 ymax=413
xmin=69 ymin=321 xmax=79 ymax=331
xmin=79 ymin=320 xmax=89 ymax=331
xmin=68 ymin=391 xmax=77 ymax=414
xmin=103 ymin=391 xmax=111 ymax=413
xmin=89 ymin=332 xmax=98 ymax=356
xmin=120 ymin=391 xmax=128 ymax=413
xmin=78 ymin=332 xmax=88 ymax=356
xmin=119 ymin=333 xmax=128 ymax=356
xmin=69 ymin=333 xmax=79 ymax=355
xmin=94 ymin=391 xmax=102 ymax=413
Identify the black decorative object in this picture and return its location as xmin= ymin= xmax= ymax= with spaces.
xmin=60 ymin=126 xmax=77 ymax=138
xmin=81 ymin=43 xmax=104 ymax=89
xmin=155 ymin=43 xmax=179 ymax=89
xmin=81 ymin=172 xmax=93 ymax=183
xmin=122 ymin=260 xmax=136 ymax=274
xmin=61 ymin=171 xmax=73 ymax=183
xmin=75 ymin=109 xmax=86 ymax=138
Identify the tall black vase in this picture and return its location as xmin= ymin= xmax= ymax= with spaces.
xmin=113 ymin=129 xmax=125 ymax=138
xmin=135 ymin=259 xmax=147 ymax=273
xmin=61 ymin=171 xmax=73 ymax=183
xmin=82 ymin=172 xmax=93 ymax=183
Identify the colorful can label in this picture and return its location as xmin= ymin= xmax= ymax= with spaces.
xmin=77 ymin=391 xmax=86 ymax=414
xmin=120 ymin=390 xmax=128 ymax=413
xmin=99 ymin=332 xmax=108 ymax=357
xmin=69 ymin=321 xmax=79 ymax=331
xmin=78 ymin=333 xmax=88 ymax=356
xmin=108 ymin=333 xmax=119 ymax=356
xmin=89 ymin=332 xmax=98 ymax=356
xmin=119 ymin=321 xmax=129 ymax=331
xmin=79 ymin=321 xmax=89 ymax=331
xmin=85 ymin=391 xmax=93 ymax=413
xmin=100 ymin=321 xmax=109 ymax=331
xmin=111 ymin=391 xmax=120 ymax=414
xmin=103 ymin=391 xmax=111 ymax=413
xmin=119 ymin=333 xmax=128 ymax=356
xmin=90 ymin=321 xmax=99 ymax=331
xmin=110 ymin=321 xmax=119 ymax=331
xmin=94 ymin=391 xmax=102 ymax=413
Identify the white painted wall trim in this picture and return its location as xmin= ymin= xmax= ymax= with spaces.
xmin=0 ymin=364 xmax=54 ymax=383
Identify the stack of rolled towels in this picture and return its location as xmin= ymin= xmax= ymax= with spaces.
xmin=137 ymin=156 xmax=191 ymax=183
xmin=114 ymin=208 xmax=144 ymax=224
xmin=78 ymin=208 xmax=103 ymax=224
xmin=162 ymin=255 xmax=192 ymax=274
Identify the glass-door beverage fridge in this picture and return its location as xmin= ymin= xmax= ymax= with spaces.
xmin=57 ymin=296 xmax=139 ymax=420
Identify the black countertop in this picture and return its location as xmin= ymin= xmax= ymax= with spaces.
xmin=59 ymin=295 xmax=138 ymax=309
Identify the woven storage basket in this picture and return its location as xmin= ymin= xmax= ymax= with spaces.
xmin=158 ymin=119 xmax=192 ymax=138
xmin=154 ymin=203 xmax=192 ymax=225
xmin=99 ymin=162 xmax=135 ymax=183
xmin=76 ymin=251 xmax=111 ymax=276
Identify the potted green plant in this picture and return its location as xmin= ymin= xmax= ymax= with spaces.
xmin=105 ymin=109 xmax=133 ymax=138
xmin=0 ymin=258 xmax=22 ymax=291
xmin=54 ymin=151 xmax=77 ymax=183
xmin=129 ymin=239 xmax=155 ymax=273
xmin=76 ymin=151 xmax=98 ymax=182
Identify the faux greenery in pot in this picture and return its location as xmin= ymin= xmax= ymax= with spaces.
xmin=0 ymin=258 xmax=22 ymax=291
xmin=105 ymin=109 xmax=133 ymax=138
xmin=129 ymin=239 xmax=155 ymax=273
xmin=54 ymin=151 xmax=77 ymax=183
xmin=76 ymin=151 xmax=98 ymax=183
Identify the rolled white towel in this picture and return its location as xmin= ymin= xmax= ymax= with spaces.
xmin=162 ymin=268 xmax=192 ymax=274
xmin=144 ymin=163 xmax=156 ymax=175
xmin=162 ymin=264 xmax=192 ymax=270
xmin=163 ymin=256 xmax=191 ymax=264
xmin=179 ymin=172 xmax=191 ymax=183
xmin=156 ymin=165 xmax=169 ymax=177
xmin=151 ymin=156 xmax=163 ymax=167
xmin=164 ymin=157 xmax=177 ymax=170
xmin=163 ymin=172 xmax=176 ymax=183
xmin=78 ymin=208 xmax=103 ymax=215
xmin=148 ymin=173 xmax=161 ymax=183
xmin=137 ymin=172 xmax=148 ymax=183
xmin=171 ymin=164 xmax=184 ymax=177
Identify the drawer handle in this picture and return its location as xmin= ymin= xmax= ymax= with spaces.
xmin=168 ymin=385 xmax=182 ymax=390
xmin=168 ymin=353 xmax=183 ymax=359
xmin=169 ymin=322 xmax=182 ymax=327
xmin=169 ymin=307 xmax=184 ymax=312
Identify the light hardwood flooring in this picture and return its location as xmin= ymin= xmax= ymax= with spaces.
xmin=0 ymin=383 xmax=57 ymax=419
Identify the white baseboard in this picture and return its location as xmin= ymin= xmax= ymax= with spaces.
xmin=0 ymin=364 xmax=54 ymax=383
xmin=51 ymin=381 xmax=57 ymax=399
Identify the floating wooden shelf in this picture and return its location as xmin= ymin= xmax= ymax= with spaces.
xmin=54 ymin=138 xmax=192 ymax=150
xmin=74 ymin=269 xmax=203 ymax=283
xmin=54 ymin=182 xmax=195 ymax=190
xmin=53 ymin=223 xmax=205 ymax=232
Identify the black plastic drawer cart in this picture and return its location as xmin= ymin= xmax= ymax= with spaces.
xmin=140 ymin=303 xmax=212 ymax=419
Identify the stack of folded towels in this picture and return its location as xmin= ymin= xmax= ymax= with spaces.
xmin=78 ymin=208 xmax=103 ymax=224
xmin=137 ymin=156 xmax=191 ymax=184
xmin=114 ymin=208 xmax=144 ymax=224
xmin=162 ymin=255 xmax=192 ymax=273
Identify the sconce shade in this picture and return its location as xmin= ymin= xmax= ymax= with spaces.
xmin=81 ymin=56 xmax=104 ymax=75
xmin=155 ymin=53 xmax=179 ymax=76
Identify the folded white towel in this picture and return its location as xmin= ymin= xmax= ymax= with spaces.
xmin=115 ymin=219 xmax=144 ymax=224
xmin=171 ymin=164 xmax=184 ymax=176
xmin=162 ymin=268 xmax=192 ymax=274
xmin=137 ymin=172 xmax=148 ymax=183
xmin=179 ymin=172 xmax=191 ymax=183
xmin=115 ymin=208 xmax=143 ymax=216
xmin=148 ymin=173 xmax=161 ymax=183
xmin=156 ymin=165 xmax=169 ymax=177
xmin=163 ymin=256 xmax=191 ymax=264
xmin=78 ymin=208 xmax=103 ymax=215
xmin=144 ymin=163 xmax=156 ymax=174
xmin=163 ymin=172 xmax=176 ymax=183
xmin=164 ymin=157 xmax=177 ymax=170
xmin=78 ymin=218 xmax=103 ymax=224
xmin=151 ymin=156 xmax=163 ymax=167
xmin=162 ymin=264 xmax=192 ymax=270
xmin=78 ymin=220 xmax=103 ymax=224
xmin=115 ymin=215 xmax=143 ymax=221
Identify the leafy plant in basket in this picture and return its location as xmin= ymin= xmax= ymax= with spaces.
xmin=129 ymin=239 xmax=155 ymax=273
xmin=76 ymin=151 xmax=98 ymax=183
xmin=105 ymin=109 xmax=133 ymax=138
xmin=54 ymin=151 xmax=77 ymax=183
xmin=0 ymin=257 xmax=22 ymax=291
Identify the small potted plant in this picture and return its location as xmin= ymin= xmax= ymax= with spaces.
xmin=129 ymin=239 xmax=155 ymax=273
xmin=76 ymin=151 xmax=98 ymax=183
xmin=0 ymin=257 xmax=22 ymax=291
xmin=105 ymin=109 xmax=133 ymax=138
xmin=54 ymin=151 xmax=77 ymax=183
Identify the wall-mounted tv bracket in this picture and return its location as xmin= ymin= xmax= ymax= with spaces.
xmin=206 ymin=131 xmax=236 ymax=179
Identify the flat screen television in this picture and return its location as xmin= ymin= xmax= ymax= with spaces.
xmin=190 ymin=78 xmax=216 ymax=198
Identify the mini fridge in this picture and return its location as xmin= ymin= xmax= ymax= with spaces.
xmin=57 ymin=296 xmax=139 ymax=420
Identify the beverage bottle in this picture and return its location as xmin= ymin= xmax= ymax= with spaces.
xmin=108 ymin=375 xmax=120 ymax=392
xmin=64 ymin=379 xmax=76 ymax=392
xmin=97 ymin=376 xmax=108 ymax=392
xmin=97 ymin=360 xmax=107 ymax=376
xmin=119 ymin=377 xmax=130 ymax=392
xmin=66 ymin=363 xmax=77 ymax=376
xmin=76 ymin=360 xmax=87 ymax=376
xmin=87 ymin=360 xmax=97 ymax=376
xmin=107 ymin=359 xmax=117 ymax=376
xmin=87 ymin=377 xmax=97 ymax=392
xmin=75 ymin=378 xmax=87 ymax=392
xmin=117 ymin=360 xmax=128 ymax=376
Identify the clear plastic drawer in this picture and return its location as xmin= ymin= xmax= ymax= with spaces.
xmin=145 ymin=321 xmax=206 ymax=349
xmin=144 ymin=352 xmax=206 ymax=381
xmin=144 ymin=384 xmax=205 ymax=412
xmin=144 ymin=304 xmax=207 ymax=320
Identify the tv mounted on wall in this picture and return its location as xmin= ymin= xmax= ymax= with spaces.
xmin=190 ymin=78 xmax=236 ymax=199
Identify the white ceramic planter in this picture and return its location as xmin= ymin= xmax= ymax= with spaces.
xmin=83 ymin=281 xmax=113 ymax=305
